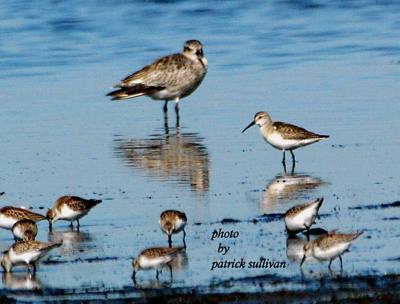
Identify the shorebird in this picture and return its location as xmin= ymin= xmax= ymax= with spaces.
xmin=12 ymin=219 xmax=38 ymax=241
xmin=300 ymin=231 xmax=363 ymax=269
xmin=284 ymin=198 xmax=324 ymax=236
xmin=107 ymin=40 xmax=208 ymax=116
xmin=1 ymin=240 xmax=62 ymax=273
xmin=132 ymin=247 xmax=184 ymax=282
xmin=242 ymin=111 xmax=329 ymax=166
xmin=46 ymin=196 xmax=102 ymax=230
xmin=0 ymin=207 xmax=46 ymax=230
xmin=159 ymin=210 xmax=187 ymax=247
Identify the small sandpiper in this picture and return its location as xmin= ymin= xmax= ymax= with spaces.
xmin=1 ymin=240 xmax=62 ymax=273
xmin=46 ymin=196 xmax=102 ymax=230
xmin=301 ymin=231 xmax=363 ymax=269
xmin=107 ymin=40 xmax=208 ymax=116
xmin=242 ymin=111 xmax=329 ymax=166
xmin=285 ymin=198 xmax=324 ymax=236
xmin=159 ymin=210 xmax=187 ymax=247
xmin=132 ymin=247 xmax=184 ymax=282
xmin=0 ymin=206 xmax=46 ymax=230
xmin=11 ymin=219 xmax=38 ymax=241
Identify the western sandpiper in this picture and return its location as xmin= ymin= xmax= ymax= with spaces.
xmin=159 ymin=210 xmax=187 ymax=247
xmin=0 ymin=206 xmax=46 ymax=230
xmin=285 ymin=198 xmax=324 ymax=235
xmin=132 ymin=247 xmax=184 ymax=282
xmin=301 ymin=232 xmax=363 ymax=269
xmin=46 ymin=196 xmax=102 ymax=230
xmin=242 ymin=111 xmax=329 ymax=166
xmin=11 ymin=219 xmax=38 ymax=241
xmin=107 ymin=40 xmax=208 ymax=115
xmin=1 ymin=240 xmax=62 ymax=273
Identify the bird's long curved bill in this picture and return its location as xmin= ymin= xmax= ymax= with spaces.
xmin=300 ymin=255 xmax=306 ymax=267
xmin=242 ymin=121 xmax=255 ymax=133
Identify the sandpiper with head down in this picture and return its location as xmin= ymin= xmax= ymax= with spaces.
xmin=159 ymin=210 xmax=187 ymax=247
xmin=1 ymin=240 xmax=62 ymax=273
xmin=46 ymin=196 xmax=102 ymax=231
xmin=132 ymin=246 xmax=184 ymax=282
xmin=11 ymin=219 xmax=38 ymax=241
xmin=301 ymin=231 xmax=363 ymax=270
xmin=285 ymin=198 xmax=324 ymax=236
xmin=107 ymin=40 xmax=208 ymax=117
xmin=242 ymin=111 xmax=329 ymax=167
xmin=0 ymin=206 xmax=46 ymax=230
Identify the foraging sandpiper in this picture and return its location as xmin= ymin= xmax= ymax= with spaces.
xmin=1 ymin=240 xmax=62 ymax=273
xmin=107 ymin=40 xmax=208 ymax=116
xmin=159 ymin=210 xmax=187 ymax=247
xmin=132 ymin=247 xmax=184 ymax=282
xmin=285 ymin=198 xmax=324 ymax=235
xmin=12 ymin=219 xmax=38 ymax=241
xmin=301 ymin=231 xmax=363 ymax=269
xmin=46 ymin=196 xmax=102 ymax=230
xmin=242 ymin=111 xmax=329 ymax=166
xmin=0 ymin=206 xmax=46 ymax=230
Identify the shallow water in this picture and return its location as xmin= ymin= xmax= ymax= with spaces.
xmin=0 ymin=0 xmax=399 ymax=300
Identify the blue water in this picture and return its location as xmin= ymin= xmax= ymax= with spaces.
xmin=0 ymin=0 xmax=399 ymax=300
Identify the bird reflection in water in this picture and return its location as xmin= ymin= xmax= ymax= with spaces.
xmin=2 ymin=272 xmax=42 ymax=290
xmin=48 ymin=230 xmax=92 ymax=255
xmin=261 ymin=172 xmax=323 ymax=213
xmin=114 ymin=118 xmax=209 ymax=193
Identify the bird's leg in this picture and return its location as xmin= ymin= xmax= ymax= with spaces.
xmin=282 ymin=151 xmax=286 ymax=165
xmin=156 ymin=269 xmax=160 ymax=280
xmin=163 ymin=100 xmax=168 ymax=113
xmin=183 ymin=229 xmax=186 ymax=248
xmin=70 ymin=222 xmax=73 ymax=229
xmin=290 ymin=150 xmax=296 ymax=163
xmin=168 ymin=264 xmax=173 ymax=282
xmin=77 ymin=219 xmax=80 ymax=231
xmin=290 ymin=160 xmax=295 ymax=175
xmin=175 ymin=104 xmax=180 ymax=126
xmin=168 ymin=235 xmax=172 ymax=248
xmin=339 ymin=255 xmax=343 ymax=270
xmin=328 ymin=259 xmax=333 ymax=269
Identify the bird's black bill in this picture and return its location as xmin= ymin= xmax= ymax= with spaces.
xmin=300 ymin=255 xmax=306 ymax=267
xmin=242 ymin=121 xmax=255 ymax=133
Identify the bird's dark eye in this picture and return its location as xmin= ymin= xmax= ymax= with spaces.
xmin=196 ymin=49 xmax=203 ymax=56
xmin=184 ymin=46 xmax=191 ymax=52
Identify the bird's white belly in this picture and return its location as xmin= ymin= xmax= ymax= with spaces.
xmin=59 ymin=205 xmax=87 ymax=221
xmin=10 ymin=249 xmax=41 ymax=264
xmin=266 ymin=133 xmax=318 ymax=151
xmin=173 ymin=219 xmax=186 ymax=233
xmin=0 ymin=214 xmax=18 ymax=229
xmin=139 ymin=256 xmax=171 ymax=269
xmin=313 ymin=242 xmax=351 ymax=260
xmin=12 ymin=226 xmax=24 ymax=240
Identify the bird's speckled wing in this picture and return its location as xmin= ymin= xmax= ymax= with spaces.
xmin=119 ymin=54 xmax=201 ymax=88
xmin=273 ymin=122 xmax=326 ymax=140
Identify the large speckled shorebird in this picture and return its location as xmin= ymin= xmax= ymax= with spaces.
xmin=11 ymin=219 xmax=38 ymax=241
xmin=1 ymin=240 xmax=62 ymax=273
xmin=0 ymin=207 xmax=46 ymax=230
xmin=300 ymin=232 xmax=363 ymax=269
xmin=107 ymin=40 xmax=208 ymax=115
xmin=159 ymin=210 xmax=187 ymax=247
xmin=285 ymin=198 xmax=324 ymax=235
xmin=46 ymin=196 xmax=102 ymax=230
xmin=132 ymin=247 xmax=184 ymax=282
xmin=242 ymin=111 xmax=329 ymax=165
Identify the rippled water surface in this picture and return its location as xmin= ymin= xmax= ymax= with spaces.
xmin=0 ymin=0 xmax=399 ymax=301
